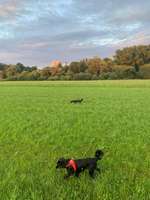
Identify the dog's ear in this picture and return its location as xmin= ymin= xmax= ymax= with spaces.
xmin=56 ymin=157 xmax=64 ymax=164
xmin=95 ymin=149 xmax=104 ymax=160
xmin=56 ymin=157 xmax=66 ymax=168
xmin=59 ymin=157 xmax=65 ymax=162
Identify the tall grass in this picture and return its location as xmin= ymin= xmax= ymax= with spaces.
xmin=0 ymin=81 xmax=150 ymax=200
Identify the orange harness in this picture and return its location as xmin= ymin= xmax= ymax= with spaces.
xmin=66 ymin=159 xmax=77 ymax=172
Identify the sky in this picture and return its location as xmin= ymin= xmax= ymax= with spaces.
xmin=0 ymin=0 xmax=150 ymax=67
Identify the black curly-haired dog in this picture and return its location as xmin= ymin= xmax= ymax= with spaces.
xmin=70 ymin=98 xmax=83 ymax=103
xmin=56 ymin=150 xmax=104 ymax=179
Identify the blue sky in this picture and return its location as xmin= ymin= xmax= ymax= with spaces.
xmin=0 ymin=0 xmax=150 ymax=67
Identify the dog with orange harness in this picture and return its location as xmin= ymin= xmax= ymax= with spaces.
xmin=56 ymin=150 xmax=104 ymax=179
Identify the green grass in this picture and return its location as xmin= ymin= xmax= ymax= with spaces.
xmin=0 ymin=80 xmax=150 ymax=200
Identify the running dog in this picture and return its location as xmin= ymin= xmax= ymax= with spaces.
xmin=56 ymin=150 xmax=104 ymax=179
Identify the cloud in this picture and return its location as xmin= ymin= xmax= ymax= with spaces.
xmin=0 ymin=0 xmax=150 ymax=66
xmin=0 ymin=0 xmax=19 ymax=18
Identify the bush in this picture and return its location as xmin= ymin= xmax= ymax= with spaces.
xmin=140 ymin=64 xmax=150 ymax=79
xmin=6 ymin=76 xmax=18 ymax=81
xmin=48 ymin=76 xmax=60 ymax=81
xmin=91 ymin=75 xmax=99 ymax=80
xmin=99 ymin=72 xmax=110 ymax=80
xmin=60 ymin=75 xmax=72 ymax=80
xmin=73 ymin=72 xmax=92 ymax=80
xmin=108 ymin=72 xmax=119 ymax=80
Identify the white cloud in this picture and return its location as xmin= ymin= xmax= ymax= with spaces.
xmin=0 ymin=0 xmax=149 ymax=66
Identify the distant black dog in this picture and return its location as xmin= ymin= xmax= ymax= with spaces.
xmin=56 ymin=150 xmax=104 ymax=179
xmin=70 ymin=98 xmax=83 ymax=103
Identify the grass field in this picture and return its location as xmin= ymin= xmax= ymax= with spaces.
xmin=0 ymin=80 xmax=150 ymax=200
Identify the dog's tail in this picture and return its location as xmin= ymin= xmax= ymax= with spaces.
xmin=95 ymin=150 xmax=104 ymax=160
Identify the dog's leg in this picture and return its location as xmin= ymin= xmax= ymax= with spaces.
xmin=96 ymin=167 xmax=101 ymax=173
xmin=64 ymin=168 xmax=73 ymax=179
xmin=64 ymin=171 xmax=72 ymax=179
xmin=89 ymin=166 xmax=95 ymax=178
xmin=89 ymin=170 xmax=95 ymax=178
xmin=75 ymin=172 xmax=80 ymax=178
xmin=64 ymin=174 xmax=70 ymax=179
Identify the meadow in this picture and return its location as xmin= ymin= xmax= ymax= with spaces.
xmin=0 ymin=80 xmax=150 ymax=200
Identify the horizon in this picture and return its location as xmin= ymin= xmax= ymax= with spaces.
xmin=0 ymin=0 xmax=150 ymax=67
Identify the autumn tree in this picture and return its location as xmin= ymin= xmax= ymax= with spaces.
xmin=0 ymin=63 xmax=7 ymax=71
xmin=5 ymin=65 xmax=17 ymax=78
xmin=79 ymin=60 xmax=88 ymax=72
xmin=87 ymin=57 xmax=103 ymax=75
xmin=114 ymin=45 xmax=150 ymax=72
xmin=103 ymin=58 xmax=114 ymax=72
xmin=40 ymin=67 xmax=51 ymax=79
xmin=0 ymin=71 xmax=5 ymax=79
xmin=61 ymin=64 xmax=69 ymax=75
xmin=50 ymin=60 xmax=62 ymax=76
xmin=15 ymin=63 xmax=25 ymax=73
xmin=69 ymin=62 xmax=80 ymax=73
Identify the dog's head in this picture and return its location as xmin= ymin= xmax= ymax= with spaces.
xmin=95 ymin=150 xmax=104 ymax=160
xmin=56 ymin=158 xmax=67 ymax=169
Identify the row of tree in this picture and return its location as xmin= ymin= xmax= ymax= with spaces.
xmin=0 ymin=45 xmax=150 ymax=80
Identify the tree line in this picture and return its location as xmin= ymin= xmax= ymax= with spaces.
xmin=0 ymin=45 xmax=150 ymax=80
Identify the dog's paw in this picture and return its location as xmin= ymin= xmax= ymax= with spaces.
xmin=75 ymin=173 xmax=80 ymax=178
xmin=64 ymin=175 xmax=69 ymax=179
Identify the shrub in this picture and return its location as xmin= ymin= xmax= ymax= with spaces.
xmin=91 ymin=75 xmax=99 ymax=80
xmin=73 ymin=72 xmax=92 ymax=80
xmin=48 ymin=76 xmax=60 ymax=81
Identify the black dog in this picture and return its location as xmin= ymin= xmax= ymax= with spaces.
xmin=56 ymin=150 xmax=104 ymax=179
xmin=70 ymin=98 xmax=83 ymax=103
